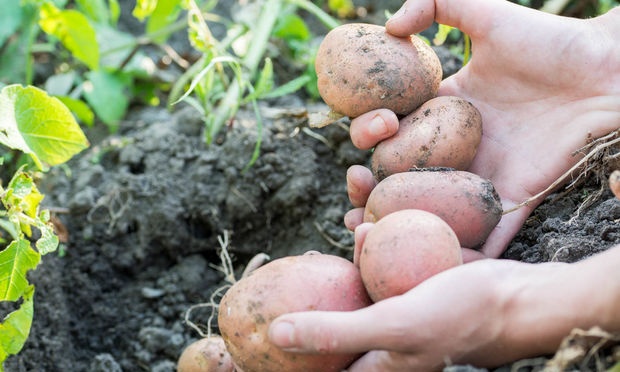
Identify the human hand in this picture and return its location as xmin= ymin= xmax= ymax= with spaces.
xmin=344 ymin=0 xmax=620 ymax=260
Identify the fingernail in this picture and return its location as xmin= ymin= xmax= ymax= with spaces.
xmin=270 ymin=320 xmax=296 ymax=348
xmin=368 ymin=115 xmax=387 ymax=136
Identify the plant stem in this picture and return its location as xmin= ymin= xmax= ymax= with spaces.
xmin=242 ymin=0 xmax=283 ymax=75
xmin=287 ymin=0 xmax=340 ymax=30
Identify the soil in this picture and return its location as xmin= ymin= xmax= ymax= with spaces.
xmin=4 ymin=2 xmax=620 ymax=372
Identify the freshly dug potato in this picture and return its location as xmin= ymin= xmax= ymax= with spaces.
xmin=364 ymin=169 xmax=503 ymax=248
xmin=177 ymin=336 xmax=235 ymax=372
xmin=609 ymin=170 xmax=620 ymax=199
xmin=372 ymin=96 xmax=483 ymax=180
xmin=218 ymin=253 xmax=372 ymax=372
xmin=315 ymin=23 xmax=442 ymax=118
xmin=360 ymin=209 xmax=462 ymax=302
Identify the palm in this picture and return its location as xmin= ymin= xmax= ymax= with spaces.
xmin=437 ymin=10 xmax=620 ymax=257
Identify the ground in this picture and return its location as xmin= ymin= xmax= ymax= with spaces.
xmin=4 ymin=2 xmax=620 ymax=372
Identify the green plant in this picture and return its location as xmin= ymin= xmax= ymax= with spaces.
xmin=0 ymin=84 xmax=88 ymax=368
xmin=169 ymin=0 xmax=339 ymax=168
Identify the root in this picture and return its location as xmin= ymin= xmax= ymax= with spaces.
xmin=504 ymin=129 xmax=620 ymax=215
xmin=184 ymin=229 xmax=270 ymax=337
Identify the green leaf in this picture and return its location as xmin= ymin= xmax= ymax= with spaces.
xmin=0 ymin=3 xmax=38 ymax=85
xmin=0 ymin=85 xmax=89 ymax=168
xmin=133 ymin=0 xmax=158 ymax=21
xmin=0 ymin=285 xmax=35 ymax=363
xmin=35 ymin=223 xmax=59 ymax=255
xmin=39 ymin=2 xmax=100 ymax=70
xmin=274 ymin=14 xmax=311 ymax=41
xmin=262 ymin=75 xmax=311 ymax=100
xmin=108 ymin=0 xmax=121 ymax=25
xmin=328 ymin=0 xmax=355 ymax=18
xmin=244 ymin=58 xmax=274 ymax=103
xmin=75 ymin=0 xmax=110 ymax=24
xmin=83 ymin=70 xmax=130 ymax=132
xmin=433 ymin=24 xmax=454 ymax=46
xmin=0 ymin=239 xmax=40 ymax=302
xmin=56 ymin=96 xmax=95 ymax=127
xmin=0 ymin=1 xmax=23 ymax=46
xmin=146 ymin=0 xmax=182 ymax=44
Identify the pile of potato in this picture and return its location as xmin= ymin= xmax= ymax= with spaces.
xmin=178 ymin=23 xmax=504 ymax=372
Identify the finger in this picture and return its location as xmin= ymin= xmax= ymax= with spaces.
xmin=353 ymin=222 xmax=374 ymax=266
xmin=347 ymin=165 xmax=376 ymax=207
xmin=344 ymin=208 xmax=364 ymax=231
xmin=350 ymin=109 xmax=399 ymax=150
xmin=386 ymin=0 xmax=524 ymax=39
xmin=269 ymin=299 xmax=409 ymax=355
xmin=462 ymin=247 xmax=486 ymax=263
xmin=480 ymin=200 xmax=536 ymax=259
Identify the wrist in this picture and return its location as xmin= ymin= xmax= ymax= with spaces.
xmin=502 ymin=246 xmax=620 ymax=359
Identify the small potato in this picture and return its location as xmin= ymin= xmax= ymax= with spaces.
xmin=218 ymin=253 xmax=372 ymax=372
xmin=360 ymin=209 xmax=462 ymax=302
xmin=177 ymin=336 xmax=235 ymax=372
xmin=315 ymin=23 xmax=442 ymax=118
xmin=364 ymin=169 xmax=503 ymax=248
xmin=372 ymin=96 xmax=483 ymax=180
xmin=609 ymin=170 xmax=620 ymax=199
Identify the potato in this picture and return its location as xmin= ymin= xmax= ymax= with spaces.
xmin=360 ymin=209 xmax=462 ymax=302
xmin=364 ymin=169 xmax=503 ymax=248
xmin=177 ymin=336 xmax=235 ymax=372
xmin=218 ymin=253 xmax=372 ymax=372
xmin=371 ymin=96 xmax=483 ymax=180
xmin=315 ymin=23 xmax=442 ymax=118
xmin=609 ymin=170 xmax=620 ymax=199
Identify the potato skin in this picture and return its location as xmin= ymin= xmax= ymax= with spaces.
xmin=372 ymin=96 xmax=483 ymax=181
xmin=218 ymin=253 xmax=372 ymax=372
xmin=360 ymin=209 xmax=462 ymax=302
xmin=315 ymin=23 xmax=442 ymax=118
xmin=177 ymin=336 xmax=235 ymax=372
xmin=364 ymin=169 xmax=503 ymax=248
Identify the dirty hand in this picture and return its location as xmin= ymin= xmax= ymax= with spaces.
xmin=344 ymin=0 xmax=620 ymax=261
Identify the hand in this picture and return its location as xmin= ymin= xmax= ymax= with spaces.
xmin=344 ymin=0 xmax=620 ymax=260
xmin=268 ymin=245 xmax=620 ymax=371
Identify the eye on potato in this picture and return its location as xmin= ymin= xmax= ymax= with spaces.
xmin=217 ymin=253 xmax=372 ymax=372
xmin=371 ymin=96 xmax=483 ymax=180
xmin=360 ymin=209 xmax=463 ymax=302
xmin=364 ymin=169 xmax=503 ymax=249
xmin=315 ymin=23 xmax=442 ymax=118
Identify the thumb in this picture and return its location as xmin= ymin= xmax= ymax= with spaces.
xmin=386 ymin=0 xmax=524 ymax=39
xmin=268 ymin=304 xmax=396 ymax=355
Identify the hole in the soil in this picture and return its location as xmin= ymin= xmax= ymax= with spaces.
xmin=184 ymin=217 xmax=211 ymax=240
xmin=129 ymin=161 xmax=145 ymax=174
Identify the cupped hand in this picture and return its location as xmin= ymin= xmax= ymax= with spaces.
xmin=345 ymin=0 xmax=620 ymax=260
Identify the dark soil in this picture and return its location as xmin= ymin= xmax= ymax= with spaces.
xmin=4 ymin=2 xmax=620 ymax=372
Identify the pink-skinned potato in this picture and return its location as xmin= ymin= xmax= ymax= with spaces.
xmin=218 ymin=253 xmax=372 ymax=372
xmin=364 ymin=169 xmax=503 ymax=248
xmin=177 ymin=335 xmax=235 ymax=372
xmin=372 ymin=96 xmax=483 ymax=180
xmin=315 ymin=23 xmax=442 ymax=118
xmin=360 ymin=209 xmax=463 ymax=302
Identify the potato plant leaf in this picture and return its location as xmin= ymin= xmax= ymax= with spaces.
xmin=38 ymin=2 xmax=100 ymax=70
xmin=0 ymin=85 xmax=89 ymax=169
xmin=0 ymin=239 xmax=40 ymax=302
xmin=0 ymin=285 xmax=34 ymax=363
xmin=146 ymin=0 xmax=182 ymax=43
xmin=83 ymin=71 xmax=130 ymax=132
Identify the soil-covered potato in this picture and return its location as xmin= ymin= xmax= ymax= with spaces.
xmin=360 ymin=209 xmax=463 ymax=302
xmin=177 ymin=336 xmax=235 ymax=372
xmin=371 ymin=96 xmax=483 ymax=180
xmin=218 ymin=253 xmax=372 ymax=372
xmin=364 ymin=169 xmax=503 ymax=248
xmin=315 ymin=23 xmax=442 ymax=118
